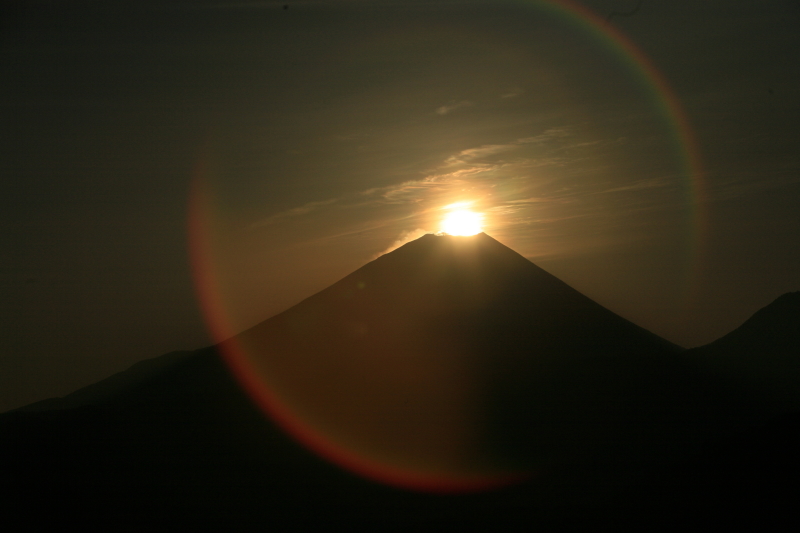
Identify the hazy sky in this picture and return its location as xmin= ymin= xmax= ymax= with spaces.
xmin=2 ymin=0 xmax=799 ymax=412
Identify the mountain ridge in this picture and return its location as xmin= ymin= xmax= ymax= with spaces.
xmin=227 ymin=232 xmax=695 ymax=487
xmin=3 ymin=233 xmax=799 ymax=529
xmin=686 ymin=289 xmax=800 ymax=411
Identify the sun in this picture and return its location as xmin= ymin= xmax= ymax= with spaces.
xmin=441 ymin=209 xmax=483 ymax=236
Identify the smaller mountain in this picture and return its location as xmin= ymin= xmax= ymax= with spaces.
xmin=2 ymin=236 xmax=798 ymax=530
xmin=686 ymin=291 xmax=800 ymax=411
xmin=625 ymin=291 xmax=800 ymax=528
xmin=14 ymin=350 xmax=196 ymax=413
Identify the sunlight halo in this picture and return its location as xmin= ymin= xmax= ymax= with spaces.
xmin=441 ymin=210 xmax=483 ymax=236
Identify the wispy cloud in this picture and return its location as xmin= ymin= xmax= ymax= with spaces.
xmin=435 ymin=100 xmax=474 ymax=115
xmin=372 ymin=228 xmax=430 ymax=259
xmin=599 ymin=177 xmax=672 ymax=194
xmin=517 ymin=128 xmax=570 ymax=144
xmin=706 ymin=171 xmax=800 ymax=201
xmin=506 ymin=196 xmax=551 ymax=204
xmin=249 ymin=129 xmax=578 ymax=235
xmin=162 ymin=1 xmax=291 ymax=11
xmin=443 ymin=129 xmax=572 ymax=165
xmin=244 ymin=125 xmax=670 ymax=260
xmin=444 ymin=144 xmax=518 ymax=164
xmin=500 ymin=87 xmax=523 ymax=99
xmin=251 ymin=198 xmax=338 ymax=228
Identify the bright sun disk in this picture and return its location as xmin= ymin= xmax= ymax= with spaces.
xmin=441 ymin=209 xmax=483 ymax=236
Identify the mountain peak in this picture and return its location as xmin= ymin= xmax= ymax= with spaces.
xmin=425 ymin=231 xmax=488 ymax=238
xmin=230 ymin=230 xmax=683 ymax=490
xmin=394 ymin=230 xmax=492 ymax=249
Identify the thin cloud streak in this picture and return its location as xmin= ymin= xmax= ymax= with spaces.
xmin=245 ymin=125 xmax=687 ymax=261
xmin=248 ymin=129 xmax=582 ymax=235
xmin=435 ymin=100 xmax=474 ymax=115
xmin=372 ymin=228 xmax=430 ymax=259
xmin=250 ymin=198 xmax=339 ymax=228
xmin=444 ymin=129 xmax=572 ymax=165
xmin=599 ymin=177 xmax=673 ymax=194
xmin=500 ymin=87 xmax=523 ymax=99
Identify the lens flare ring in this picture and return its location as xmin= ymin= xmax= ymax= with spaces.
xmin=189 ymin=0 xmax=705 ymax=493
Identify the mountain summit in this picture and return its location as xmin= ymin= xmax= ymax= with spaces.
xmin=226 ymin=233 xmax=692 ymax=489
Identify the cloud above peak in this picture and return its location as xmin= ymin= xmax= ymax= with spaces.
xmin=435 ymin=100 xmax=474 ymax=115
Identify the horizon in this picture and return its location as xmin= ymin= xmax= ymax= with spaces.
xmin=9 ymin=226 xmax=798 ymax=495
xmin=2 ymin=0 xmax=799 ymax=412
xmin=12 ymin=229 xmax=796 ymax=414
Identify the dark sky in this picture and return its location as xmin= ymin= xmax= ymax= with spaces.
xmin=2 ymin=0 xmax=799 ymax=412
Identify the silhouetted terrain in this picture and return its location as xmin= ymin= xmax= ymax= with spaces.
xmin=2 ymin=235 xmax=798 ymax=531
xmin=688 ymin=291 xmax=800 ymax=410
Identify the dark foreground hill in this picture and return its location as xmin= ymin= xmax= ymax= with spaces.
xmin=2 ymin=234 xmax=798 ymax=531
xmin=687 ymin=291 xmax=800 ymax=410
xmin=620 ymin=291 xmax=800 ymax=527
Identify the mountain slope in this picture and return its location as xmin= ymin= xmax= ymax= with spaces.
xmin=624 ymin=292 xmax=800 ymax=527
xmin=685 ymin=291 xmax=800 ymax=410
xmin=14 ymin=350 xmax=196 ymax=413
xmin=3 ymin=233 xmax=797 ymax=529
xmin=229 ymin=233 xmax=704 ymax=488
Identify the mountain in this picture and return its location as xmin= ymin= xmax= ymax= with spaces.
xmin=14 ymin=350 xmax=196 ymax=413
xmin=686 ymin=291 xmax=800 ymax=410
xmin=625 ymin=291 xmax=800 ymax=526
xmin=228 ymin=233 xmax=707 ymax=490
xmin=2 ymin=233 xmax=798 ymax=530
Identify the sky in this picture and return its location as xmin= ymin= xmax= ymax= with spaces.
xmin=2 ymin=0 xmax=799 ymax=412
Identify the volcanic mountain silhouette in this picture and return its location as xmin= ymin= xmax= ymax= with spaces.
xmin=2 ymin=233 xmax=798 ymax=530
xmin=227 ymin=233 xmax=700 ymax=488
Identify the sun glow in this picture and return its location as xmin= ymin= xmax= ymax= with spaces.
xmin=441 ymin=209 xmax=483 ymax=236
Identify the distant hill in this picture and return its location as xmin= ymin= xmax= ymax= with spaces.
xmin=14 ymin=350 xmax=196 ymax=413
xmin=686 ymin=291 xmax=800 ymax=410
xmin=2 ymin=234 xmax=798 ymax=530
xmin=618 ymin=290 xmax=800 ymax=526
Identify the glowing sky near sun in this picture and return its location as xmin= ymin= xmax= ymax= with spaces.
xmin=441 ymin=209 xmax=483 ymax=236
